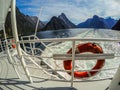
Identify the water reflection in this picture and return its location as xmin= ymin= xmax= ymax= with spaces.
xmin=36 ymin=28 xmax=87 ymax=39
xmin=37 ymin=29 xmax=70 ymax=39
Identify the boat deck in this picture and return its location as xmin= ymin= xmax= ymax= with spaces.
xmin=0 ymin=78 xmax=111 ymax=90
xmin=0 ymin=51 xmax=111 ymax=90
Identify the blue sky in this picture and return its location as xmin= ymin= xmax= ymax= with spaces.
xmin=16 ymin=0 xmax=120 ymax=24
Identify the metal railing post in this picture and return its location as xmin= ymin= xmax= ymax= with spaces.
xmin=71 ymin=40 xmax=76 ymax=87
xmin=11 ymin=0 xmax=32 ymax=83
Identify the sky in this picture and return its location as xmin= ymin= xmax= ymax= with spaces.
xmin=16 ymin=0 xmax=120 ymax=24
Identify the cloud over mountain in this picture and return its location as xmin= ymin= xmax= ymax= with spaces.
xmin=17 ymin=0 xmax=120 ymax=24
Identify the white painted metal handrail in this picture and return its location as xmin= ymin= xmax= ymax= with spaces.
xmin=19 ymin=38 xmax=120 ymax=43
xmin=5 ymin=31 xmax=119 ymax=87
xmin=53 ymin=53 xmax=115 ymax=60
xmin=17 ymin=37 xmax=118 ymax=87
xmin=11 ymin=0 xmax=32 ymax=83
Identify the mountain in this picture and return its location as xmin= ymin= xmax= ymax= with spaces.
xmin=1 ymin=7 xmax=44 ymax=38
xmin=77 ymin=15 xmax=117 ymax=29
xmin=41 ymin=16 xmax=69 ymax=30
xmin=58 ymin=13 xmax=76 ymax=28
xmin=104 ymin=17 xmax=117 ymax=29
xmin=26 ymin=16 xmax=45 ymax=29
xmin=112 ymin=19 xmax=120 ymax=30
xmin=42 ymin=13 xmax=76 ymax=31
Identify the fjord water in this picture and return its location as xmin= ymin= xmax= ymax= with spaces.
xmin=37 ymin=28 xmax=87 ymax=39
xmin=37 ymin=28 xmax=120 ymax=79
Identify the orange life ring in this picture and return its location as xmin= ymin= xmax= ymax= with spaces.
xmin=63 ymin=42 xmax=105 ymax=78
xmin=11 ymin=39 xmax=16 ymax=48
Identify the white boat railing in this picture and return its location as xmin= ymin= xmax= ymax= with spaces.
xmin=14 ymin=35 xmax=120 ymax=86
xmin=1 ymin=34 xmax=120 ymax=88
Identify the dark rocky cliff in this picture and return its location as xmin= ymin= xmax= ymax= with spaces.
xmin=0 ymin=7 xmax=44 ymax=38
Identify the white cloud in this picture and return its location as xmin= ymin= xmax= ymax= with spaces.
xmin=114 ymin=0 xmax=120 ymax=3
xmin=17 ymin=0 xmax=120 ymax=24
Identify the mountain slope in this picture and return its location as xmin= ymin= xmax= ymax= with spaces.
xmin=2 ymin=7 xmax=44 ymax=38
xmin=42 ymin=16 xmax=69 ymax=30
xmin=26 ymin=16 xmax=45 ymax=29
xmin=77 ymin=15 xmax=116 ymax=29
xmin=58 ymin=13 xmax=76 ymax=28
xmin=104 ymin=17 xmax=117 ymax=29
xmin=42 ymin=13 xmax=76 ymax=31
xmin=112 ymin=19 xmax=120 ymax=30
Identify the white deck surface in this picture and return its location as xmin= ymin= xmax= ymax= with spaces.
xmin=0 ymin=50 xmax=111 ymax=90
